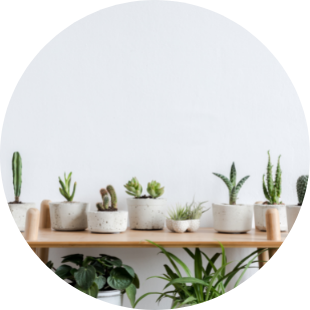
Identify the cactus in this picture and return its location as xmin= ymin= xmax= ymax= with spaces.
xmin=96 ymin=186 xmax=118 ymax=211
xmin=297 ymin=175 xmax=308 ymax=206
xmin=147 ymin=180 xmax=165 ymax=198
xmin=12 ymin=152 xmax=22 ymax=202
xmin=59 ymin=172 xmax=76 ymax=202
xmin=213 ymin=162 xmax=250 ymax=205
xmin=124 ymin=177 xmax=143 ymax=198
xmin=262 ymin=151 xmax=282 ymax=204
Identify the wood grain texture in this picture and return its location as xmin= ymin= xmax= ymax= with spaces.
xmin=266 ymin=208 xmax=281 ymax=257
xmin=24 ymin=227 xmax=287 ymax=248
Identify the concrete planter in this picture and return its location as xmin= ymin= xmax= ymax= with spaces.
xmin=166 ymin=219 xmax=201 ymax=233
xmin=8 ymin=202 xmax=35 ymax=231
xmin=97 ymin=290 xmax=123 ymax=306
xmin=286 ymin=205 xmax=301 ymax=232
xmin=88 ymin=210 xmax=128 ymax=233
xmin=127 ymin=198 xmax=166 ymax=230
xmin=49 ymin=202 xmax=89 ymax=231
xmin=212 ymin=203 xmax=253 ymax=233
xmin=254 ymin=204 xmax=287 ymax=231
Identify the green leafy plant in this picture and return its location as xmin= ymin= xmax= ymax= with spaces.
xmin=262 ymin=151 xmax=282 ymax=205
xmin=124 ymin=177 xmax=164 ymax=199
xmin=59 ymin=172 xmax=76 ymax=202
xmin=168 ymin=200 xmax=209 ymax=220
xmin=134 ymin=241 xmax=266 ymax=308
xmin=47 ymin=254 xmax=139 ymax=306
xmin=96 ymin=185 xmax=118 ymax=211
xmin=168 ymin=204 xmax=188 ymax=221
xmin=297 ymin=175 xmax=308 ymax=206
xmin=12 ymin=152 xmax=22 ymax=203
xmin=213 ymin=163 xmax=250 ymax=205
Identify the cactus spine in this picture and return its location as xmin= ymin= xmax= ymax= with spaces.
xmin=96 ymin=186 xmax=118 ymax=211
xmin=297 ymin=175 xmax=308 ymax=206
xmin=12 ymin=152 xmax=22 ymax=202
xmin=213 ymin=162 xmax=250 ymax=205
xmin=59 ymin=172 xmax=76 ymax=202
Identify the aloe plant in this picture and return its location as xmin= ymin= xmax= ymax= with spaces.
xmin=213 ymin=163 xmax=250 ymax=205
xmin=12 ymin=152 xmax=22 ymax=203
xmin=96 ymin=185 xmax=118 ymax=211
xmin=297 ymin=175 xmax=308 ymax=206
xmin=59 ymin=172 xmax=76 ymax=202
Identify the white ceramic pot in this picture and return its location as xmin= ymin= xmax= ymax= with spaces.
xmin=97 ymin=290 xmax=123 ymax=306
xmin=172 ymin=220 xmax=189 ymax=233
xmin=254 ymin=204 xmax=287 ymax=231
xmin=286 ymin=205 xmax=301 ymax=232
xmin=127 ymin=198 xmax=166 ymax=230
xmin=187 ymin=219 xmax=200 ymax=232
xmin=49 ymin=202 xmax=89 ymax=231
xmin=8 ymin=202 xmax=35 ymax=231
xmin=88 ymin=211 xmax=128 ymax=233
xmin=212 ymin=203 xmax=253 ymax=233
xmin=167 ymin=219 xmax=201 ymax=233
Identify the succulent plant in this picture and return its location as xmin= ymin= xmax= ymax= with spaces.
xmin=59 ymin=172 xmax=76 ymax=202
xmin=297 ymin=175 xmax=308 ymax=206
xmin=262 ymin=151 xmax=282 ymax=205
xmin=12 ymin=152 xmax=22 ymax=203
xmin=124 ymin=177 xmax=143 ymax=198
xmin=213 ymin=163 xmax=249 ymax=205
xmin=147 ymin=180 xmax=164 ymax=198
xmin=96 ymin=185 xmax=118 ymax=211
xmin=168 ymin=199 xmax=209 ymax=220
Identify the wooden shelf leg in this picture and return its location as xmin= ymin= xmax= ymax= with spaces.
xmin=24 ymin=208 xmax=40 ymax=253
xmin=36 ymin=200 xmax=51 ymax=263
xmin=266 ymin=208 xmax=281 ymax=258
xmin=258 ymin=248 xmax=269 ymax=268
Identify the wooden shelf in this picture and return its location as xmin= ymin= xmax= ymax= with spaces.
xmin=24 ymin=227 xmax=287 ymax=249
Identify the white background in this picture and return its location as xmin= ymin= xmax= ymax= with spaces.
xmin=0 ymin=1 xmax=309 ymax=310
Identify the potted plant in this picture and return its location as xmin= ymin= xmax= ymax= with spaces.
xmin=49 ymin=172 xmax=89 ymax=231
xmin=124 ymin=177 xmax=166 ymax=230
xmin=47 ymin=253 xmax=139 ymax=307
xmin=166 ymin=199 xmax=209 ymax=233
xmin=212 ymin=162 xmax=252 ymax=233
xmin=286 ymin=175 xmax=308 ymax=232
xmin=133 ymin=241 xmax=266 ymax=308
xmin=254 ymin=151 xmax=287 ymax=231
xmin=8 ymin=152 xmax=35 ymax=231
xmin=88 ymin=185 xmax=128 ymax=233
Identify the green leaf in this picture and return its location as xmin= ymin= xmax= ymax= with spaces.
xmin=126 ymin=283 xmax=137 ymax=307
xmin=230 ymin=162 xmax=236 ymax=186
xmin=94 ymin=275 xmax=105 ymax=290
xmin=262 ymin=175 xmax=271 ymax=202
xmin=122 ymin=265 xmax=135 ymax=278
xmin=213 ymin=173 xmax=232 ymax=191
xmin=107 ymin=267 xmax=133 ymax=290
xmin=132 ymin=273 xmax=140 ymax=289
xmin=180 ymin=295 xmax=197 ymax=306
xmin=76 ymin=282 xmax=99 ymax=298
xmin=183 ymin=248 xmax=195 ymax=259
xmin=235 ymin=176 xmax=250 ymax=194
xmin=74 ymin=265 xmax=96 ymax=290
xmin=61 ymin=254 xmax=84 ymax=266
xmin=55 ymin=265 xmax=72 ymax=279
xmin=46 ymin=261 xmax=53 ymax=269
xmin=133 ymin=292 xmax=164 ymax=308
xmin=160 ymin=251 xmax=192 ymax=277
xmin=100 ymin=255 xmax=122 ymax=267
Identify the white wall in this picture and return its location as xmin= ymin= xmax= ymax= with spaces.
xmin=0 ymin=1 xmax=308 ymax=309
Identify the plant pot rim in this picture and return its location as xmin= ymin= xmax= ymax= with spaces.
xmin=88 ymin=210 xmax=128 ymax=214
xmin=97 ymin=289 xmax=123 ymax=297
xmin=254 ymin=203 xmax=286 ymax=207
xmin=212 ymin=203 xmax=252 ymax=207
xmin=286 ymin=204 xmax=301 ymax=208
xmin=49 ymin=201 xmax=89 ymax=204
xmin=127 ymin=197 xmax=166 ymax=200
xmin=8 ymin=202 xmax=35 ymax=205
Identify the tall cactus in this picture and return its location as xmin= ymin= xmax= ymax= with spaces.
xmin=262 ymin=151 xmax=282 ymax=204
xmin=96 ymin=186 xmax=118 ymax=211
xmin=213 ymin=162 xmax=250 ymax=205
xmin=12 ymin=152 xmax=22 ymax=202
xmin=297 ymin=175 xmax=308 ymax=206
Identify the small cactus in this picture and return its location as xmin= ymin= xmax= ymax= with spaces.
xmin=124 ymin=177 xmax=143 ymax=198
xmin=96 ymin=186 xmax=118 ymax=211
xmin=147 ymin=180 xmax=165 ymax=198
xmin=262 ymin=151 xmax=282 ymax=204
xmin=213 ymin=162 xmax=250 ymax=205
xmin=59 ymin=172 xmax=76 ymax=202
xmin=12 ymin=152 xmax=22 ymax=203
xmin=297 ymin=175 xmax=308 ymax=206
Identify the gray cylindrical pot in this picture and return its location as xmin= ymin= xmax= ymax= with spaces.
xmin=49 ymin=202 xmax=89 ymax=231
xmin=212 ymin=203 xmax=253 ymax=233
xmin=8 ymin=202 xmax=35 ymax=231
xmin=286 ymin=205 xmax=301 ymax=232
xmin=127 ymin=198 xmax=166 ymax=230
xmin=254 ymin=204 xmax=287 ymax=231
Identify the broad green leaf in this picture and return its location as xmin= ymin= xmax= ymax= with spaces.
xmin=61 ymin=254 xmax=84 ymax=266
xmin=76 ymin=282 xmax=99 ymax=298
xmin=94 ymin=275 xmax=105 ymax=290
xmin=107 ymin=267 xmax=133 ymax=290
xmin=46 ymin=261 xmax=53 ymax=269
xmin=100 ymin=255 xmax=122 ymax=267
xmin=122 ymin=265 xmax=135 ymax=278
xmin=55 ymin=265 xmax=72 ymax=279
xmin=180 ymin=295 xmax=197 ymax=306
xmin=132 ymin=273 xmax=140 ymax=289
xmin=126 ymin=283 xmax=137 ymax=308
xmin=74 ymin=265 xmax=96 ymax=290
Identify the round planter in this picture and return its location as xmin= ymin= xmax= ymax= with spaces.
xmin=127 ymin=198 xmax=166 ymax=230
xmin=167 ymin=219 xmax=201 ymax=233
xmin=187 ymin=219 xmax=200 ymax=232
xmin=172 ymin=220 xmax=189 ymax=233
xmin=212 ymin=203 xmax=253 ymax=233
xmin=97 ymin=290 xmax=123 ymax=306
xmin=88 ymin=211 xmax=128 ymax=233
xmin=8 ymin=202 xmax=35 ymax=231
xmin=286 ymin=205 xmax=301 ymax=232
xmin=49 ymin=202 xmax=89 ymax=231
xmin=254 ymin=204 xmax=287 ymax=231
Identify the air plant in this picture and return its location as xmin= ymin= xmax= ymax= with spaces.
xmin=296 ymin=175 xmax=308 ymax=206
xmin=168 ymin=200 xmax=209 ymax=220
xmin=59 ymin=172 xmax=76 ymax=202
xmin=96 ymin=185 xmax=118 ymax=211
xmin=12 ymin=152 xmax=22 ymax=203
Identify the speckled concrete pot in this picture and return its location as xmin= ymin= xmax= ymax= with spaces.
xmin=8 ymin=203 xmax=35 ymax=231
xmin=187 ymin=219 xmax=201 ymax=232
xmin=254 ymin=204 xmax=287 ymax=231
xmin=212 ymin=203 xmax=253 ymax=233
xmin=127 ymin=198 xmax=166 ymax=230
xmin=88 ymin=211 xmax=128 ymax=233
xmin=167 ymin=219 xmax=201 ymax=233
xmin=172 ymin=220 xmax=189 ymax=233
xmin=49 ymin=202 xmax=89 ymax=231
xmin=286 ymin=205 xmax=301 ymax=232
xmin=166 ymin=218 xmax=173 ymax=231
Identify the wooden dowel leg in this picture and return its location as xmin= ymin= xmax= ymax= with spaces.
xmin=266 ymin=208 xmax=281 ymax=258
xmin=24 ymin=208 xmax=40 ymax=253
xmin=258 ymin=248 xmax=269 ymax=268
xmin=36 ymin=200 xmax=51 ymax=263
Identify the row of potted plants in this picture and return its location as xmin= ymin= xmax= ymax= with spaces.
xmin=8 ymin=151 xmax=308 ymax=234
